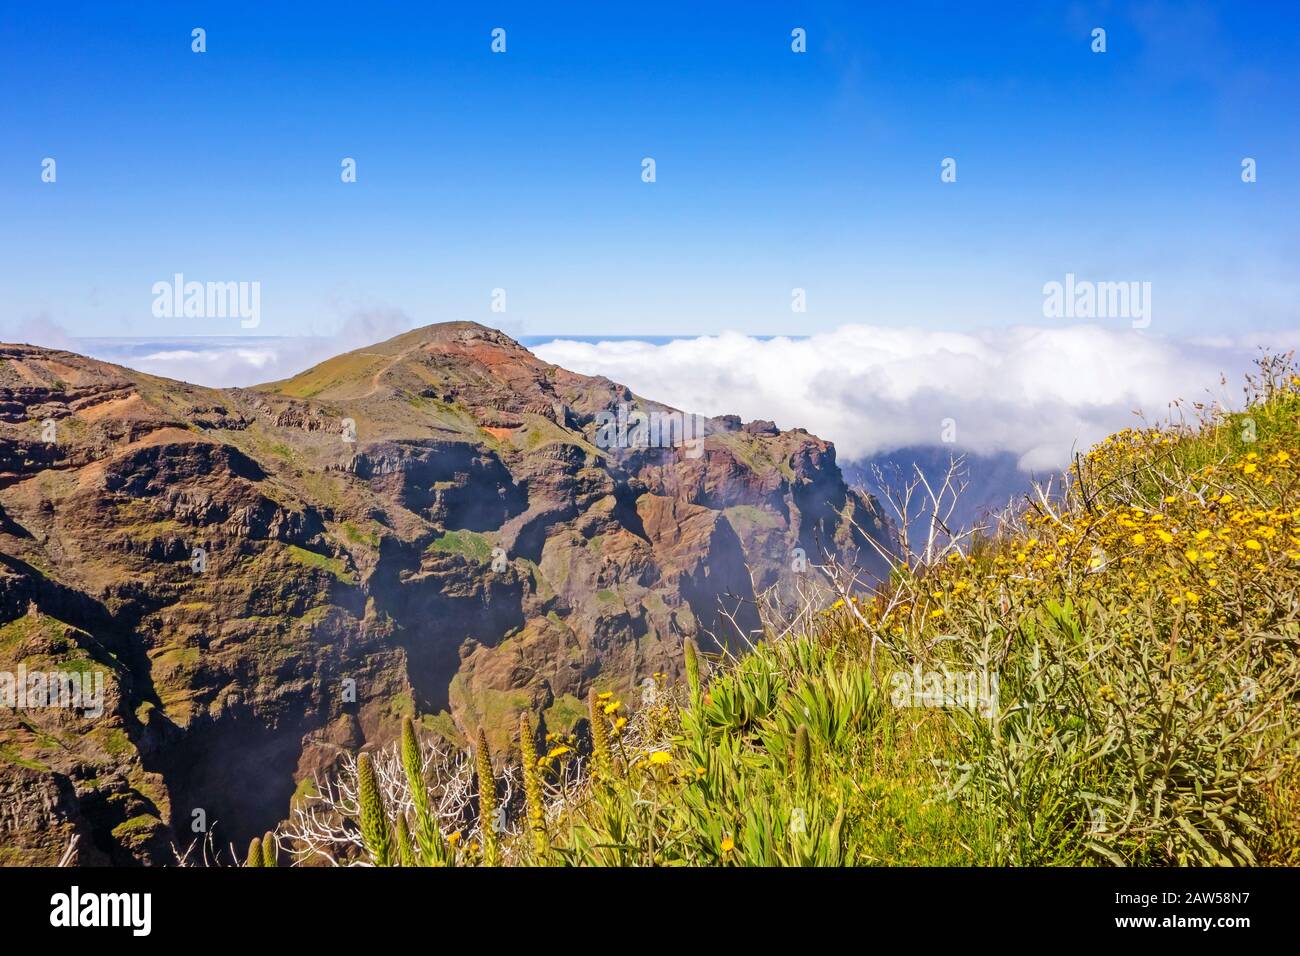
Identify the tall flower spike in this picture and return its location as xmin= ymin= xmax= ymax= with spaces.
xmin=401 ymin=716 xmax=439 ymax=864
xmin=357 ymin=751 xmax=391 ymax=867
xmin=684 ymin=638 xmax=701 ymax=706
xmin=395 ymin=814 xmax=417 ymax=867
xmin=518 ymin=713 xmax=549 ymax=862
xmin=245 ymin=836 xmax=262 ymax=868
xmin=476 ymin=728 xmax=499 ymax=866
xmin=261 ymin=830 xmax=278 ymax=867
xmin=588 ymin=688 xmax=612 ymax=782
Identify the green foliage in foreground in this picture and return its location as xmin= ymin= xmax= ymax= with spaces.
xmin=307 ymin=358 xmax=1300 ymax=867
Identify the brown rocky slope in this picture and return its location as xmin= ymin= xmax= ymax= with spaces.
xmin=0 ymin=322 xmax=890 ymax=864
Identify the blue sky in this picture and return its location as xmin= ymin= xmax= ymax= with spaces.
xmin=2 ymin=0 xmax=1298 ymax=340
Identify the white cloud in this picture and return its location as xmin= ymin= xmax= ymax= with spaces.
xmin=534 ymin=324 xmax=1300 ymax=470
xmin=130 ymin=347 xmax=283 ymax=383
xmin=4 ymin=307 xmax=421 ymax=390
xmin=117 ymin=307 xmax=420 ymax=387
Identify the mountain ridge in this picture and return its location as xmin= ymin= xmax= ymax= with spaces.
xmin=0 ymin=321 xmax=891 ymax=864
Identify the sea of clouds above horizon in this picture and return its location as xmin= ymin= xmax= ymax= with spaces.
xmin=17 ymin=317 xmax=1297 ymax=472
xmin=534 ymin=325 xmax=1300 ymax=471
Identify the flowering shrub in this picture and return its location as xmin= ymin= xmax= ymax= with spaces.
xmin=277 ymin=357 xmax=1300 ymax=867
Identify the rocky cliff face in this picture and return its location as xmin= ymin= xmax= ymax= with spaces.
xmin=0 ymin=322 xmax=890 ymax=864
